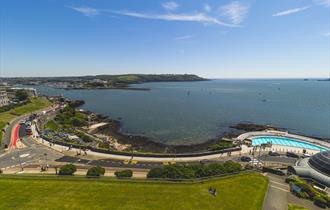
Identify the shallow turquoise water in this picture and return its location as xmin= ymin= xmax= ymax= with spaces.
xmin=33 ymin=79 xmax=330 ymax=145
xmin=252 ymin=136 xmax=328 ymax=151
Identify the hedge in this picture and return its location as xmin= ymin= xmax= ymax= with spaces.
xmin=115 ymin=170 xmax=133 ymax=178
xmin=147 ymin=161 xmax=242 ymax=179
xmin=86 ymin=166 xmax=105 ymax=177
xmin=59 ymin=164 xmax=77 ymax=175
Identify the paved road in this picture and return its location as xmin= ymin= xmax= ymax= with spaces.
xmin=259 ymin=154 xmax=297 ymax=164
xmin=1 ymin=116 xmax=24 ymax=152
xmin=0 ymin=125 xmax=63 ymax=169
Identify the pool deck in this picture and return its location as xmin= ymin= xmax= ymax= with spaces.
xmin=236 ymin=130 xmax=330 ymax=152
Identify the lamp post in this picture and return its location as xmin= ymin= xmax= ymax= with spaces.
xmin=17 ymin=149 xmax=23 ymax=171
xmin=130 ymin=136 xmax=134 ymax=164
xmin=44 ymin=153 xmax=48 ymax=170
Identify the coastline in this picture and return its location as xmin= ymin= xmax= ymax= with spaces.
xmin=62 ymin=87 xmax=151 ymax=91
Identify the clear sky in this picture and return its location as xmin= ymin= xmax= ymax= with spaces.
xmin=0 ymin=0 xmax=329 ymax=78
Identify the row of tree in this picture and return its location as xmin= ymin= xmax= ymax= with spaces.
xmin=147 ymin=161 xmax=242 ymax=179
xmin=57 ymin=161 xmax=242 ymax=180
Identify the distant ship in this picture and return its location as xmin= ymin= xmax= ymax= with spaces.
xmin=317 ymin=78 xmax=330 ymax=81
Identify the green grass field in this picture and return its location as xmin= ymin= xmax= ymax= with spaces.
xmin=0 ymin=173 xmax=268 ymax=210
xmin=0 ymin=97 xmax=52 ymax=143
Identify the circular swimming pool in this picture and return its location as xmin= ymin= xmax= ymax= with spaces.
xmin=251 ymin=136 xmax=328 ymax=151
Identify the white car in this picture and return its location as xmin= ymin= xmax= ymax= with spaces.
xmin=249 ymin=159 xmax=263 ymax=166
xmin=302 ymin=153 xmax=311 ymax=158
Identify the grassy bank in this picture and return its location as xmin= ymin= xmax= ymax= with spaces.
xmin=288 ymin=204 xmax=309 ymax=210
xmin=0 ymin=173 xmax=268 ymax=210
xmin=0 ymin=97 xmax=52 ymax=143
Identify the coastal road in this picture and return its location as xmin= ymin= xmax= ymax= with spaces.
xmin=1 ymin=116 xmax=25 ymax=152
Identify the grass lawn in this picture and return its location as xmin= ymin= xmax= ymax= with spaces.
xmin=0 ymin=173 xmax=268 ymax=210
xmin=288 ymin=204 xmax=309 ymax=210
xmin=0 ymin=97 xmax=52 ymax=143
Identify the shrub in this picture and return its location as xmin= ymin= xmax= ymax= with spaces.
xmin=209 ymin=141 xmax=235 ymax=151
xmin=297 ymin=192 xmax=309 ymax=199
xmin=59 ymin=164 xmax=76 ymax=175
xmin=314 ymin=196 xmax=327 ymax=208
xmin=223 ymin=161 xmax=242 ymax=173
xmin=262 ymin=167 xmax=285 ymax=176
xmin=86 ymin=166 xmax=105 ymax=177
xmin=147 ymin=168 xmax=164 ymax=179
xmin=115 ymin=170 xmax=133 ymax=178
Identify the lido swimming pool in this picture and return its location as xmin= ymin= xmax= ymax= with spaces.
xmin=252 ymin=136 xmax=328 ymax=151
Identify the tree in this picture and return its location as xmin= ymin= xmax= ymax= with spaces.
xmin=59 ymin=164 xmax=76 ymax=175
xmin=147 ymin=168 xmax=164 ymax=178
xmin=15 ymin=90 xmax=29 ymax=101
xmin=86 ymin=166 xmax=105 ymax=177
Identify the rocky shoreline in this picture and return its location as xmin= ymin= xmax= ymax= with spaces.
xmin=88 ymin=114 xmax=270 ymax=153
xmin=95 ymin=118 xmax=330 ymax=153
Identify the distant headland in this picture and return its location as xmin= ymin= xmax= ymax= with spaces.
xmin=2 ymin=74 xmax=208 ymax=90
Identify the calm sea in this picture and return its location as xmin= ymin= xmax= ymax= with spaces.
xmin=34 ymin=79 xmax=330 ymax=145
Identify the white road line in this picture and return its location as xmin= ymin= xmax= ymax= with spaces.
xmin=270 ymin=180 xmax=289 ymax=188
xmin=270 ymin=185 xmax=289 ymax=192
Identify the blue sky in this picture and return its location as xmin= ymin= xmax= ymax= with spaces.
xmin=0 ymin=0 xmax=329 ymax=78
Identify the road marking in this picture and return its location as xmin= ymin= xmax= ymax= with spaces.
xmin=19 ymin=153 xmax=30 ymax=158
xmin=270 ymin=185 xmax=289 ymax=192
xmin=269 ymin=180 xmax=288 ymax=188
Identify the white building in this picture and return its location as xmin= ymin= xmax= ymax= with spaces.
xmin=0 ymin=91 xmax=10 ymax=107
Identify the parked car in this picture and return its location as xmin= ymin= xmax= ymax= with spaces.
xmin=268 ymin=151 xmax=281 ymax=156
xmin=240 ymin=156 xmax=252 ymax=162
xmin=249 ymin=158 xmax=263 ymax=166
xmin=286 ymin=151 xmax=300 ymax=158
xmin=302 ymin=153 xmax=311 ymax=158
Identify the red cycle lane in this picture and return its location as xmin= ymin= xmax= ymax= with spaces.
xmin=11 ymin=124 xmax=21 ymax=149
